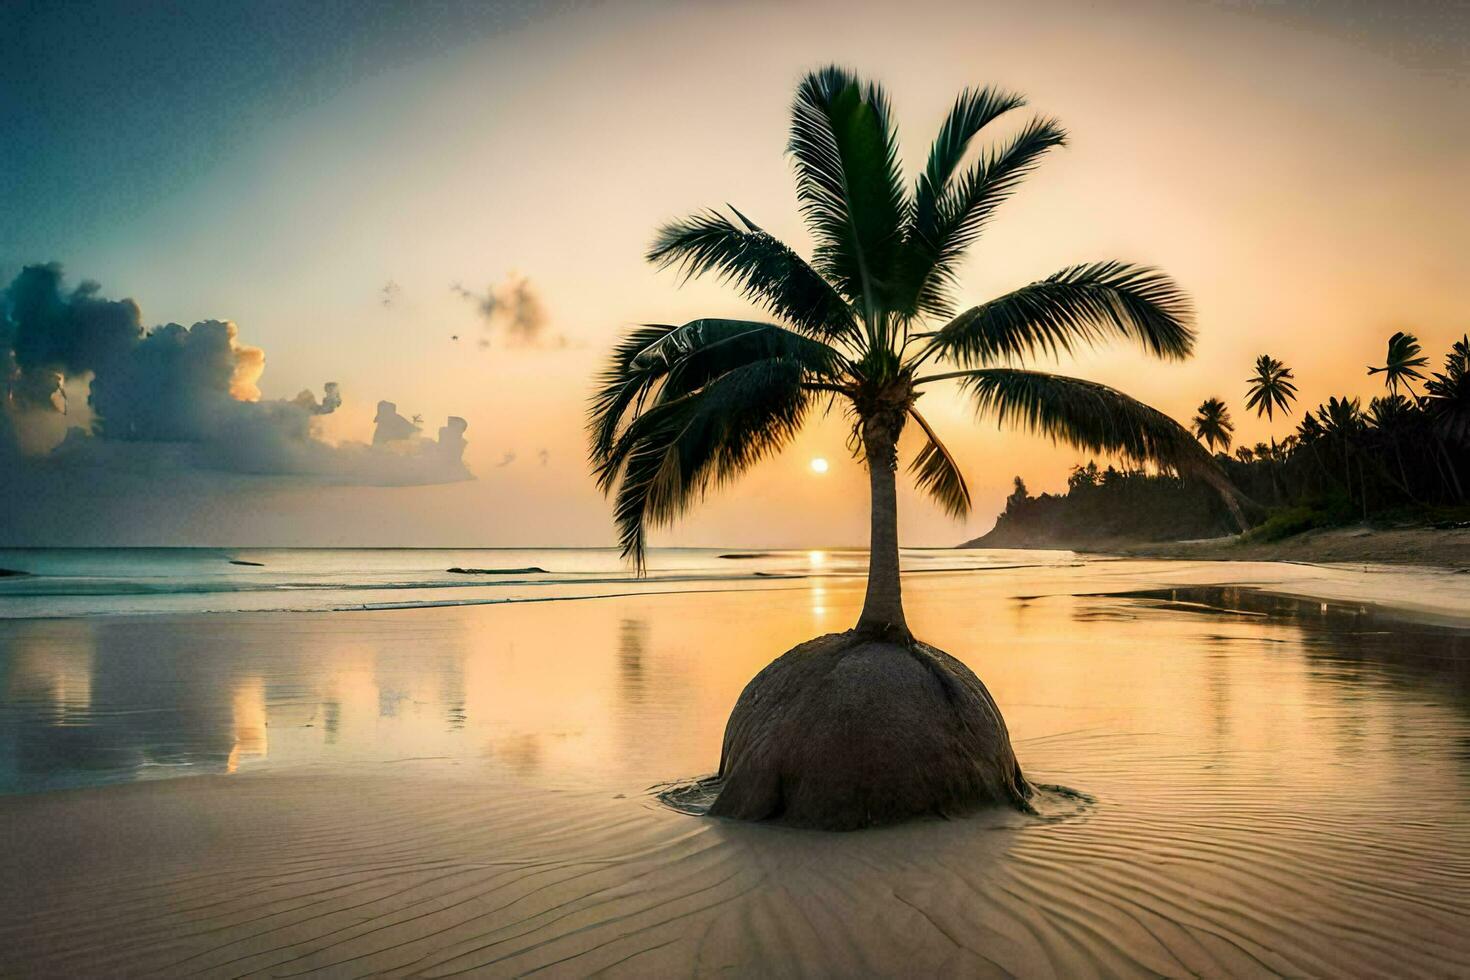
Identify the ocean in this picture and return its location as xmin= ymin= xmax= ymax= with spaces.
xmin=0 ymin=546 xmax=1079 ymax=619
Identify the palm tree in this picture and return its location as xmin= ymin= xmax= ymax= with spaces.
xmin=1426 ymin=336 xmax=1470 ymax=443
xmin=1245 ymin=354 xmax=1298 ymax=421
xmin=1191 ymin=397 xmax=1234 ymax=453
xmin=1317 ymin=395 xmax=1367 ymax=512
xmin=1368 ymin=331 xmax=1429 ymax=397
xmin=592 ymin=66 xmax=1239 ymax=637
xmin=1423 ymin=335 xmax=1469 ymax=500
xmin=1244 ymin=354 xmax=1297 ymax=501
xmin=1366 ymin=393 xmax=1420 ymax=501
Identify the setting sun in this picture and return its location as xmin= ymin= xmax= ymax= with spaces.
xmin=809 ymin=457 xmax=829 ymax=474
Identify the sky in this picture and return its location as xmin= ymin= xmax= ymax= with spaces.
xmin=1 ymin=0 xmax=1466 ymax=548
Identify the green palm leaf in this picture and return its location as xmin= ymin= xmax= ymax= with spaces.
xmin=950 ymin=368 xmax=1213 ymax=473
xmin=906 ymin=116 xmax=1067 ymax=317
xmin=600 ymin=360 xmax=812 ymax=568
xmin=588 ymin=319 xmax=842 ymax=470
xmin=911 ymin=86 xmax=1027 ymax=246
xmin=923 ymin=262 xmax=1194 ymax=366
xmin=907 ymin=407 xmax=971 ymax=518
xmin=789 ymin=66 xmax=907 ymax=320
xmin=647 ymin=209 xmax=857 ymax=341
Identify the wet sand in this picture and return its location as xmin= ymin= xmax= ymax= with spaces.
xmin=3 ymin=560 xmax=1470 ymax=976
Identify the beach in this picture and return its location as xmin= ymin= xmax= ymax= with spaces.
xmin=1108 ymin=524 xmax=1470 ymax=571
xmin=3 ymin=551 xmax=1469 ymax=976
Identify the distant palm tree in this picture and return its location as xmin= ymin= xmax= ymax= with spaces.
xmin=1317 ymin=395 xmax=1364 ymax=441
xmin=1426 ymin=336 xmax=1470 ymax=443
xmin=1245 ymin=354 xmax=1298 ymax=421
xmin=1368 ymin=331 xmax=1429 ymax=397
xmin=1234 ymin=446 xmax=1255 ymax=464
xmin=1317 ymin=395 xmax=1367 ymax=511
xmin=1367 ymin=393 xmax=1420 ymax=501
xmin=1244 ymin=355 xmax=1296 ymax=501
xmin=1423 ymin=335 xmax=1469 ymax=499
xmin=1295 ymin=413 xmax=1325 ymax=445
xmin=590 ymin=66 xmax=1240 ymax=635
xmin=1191 ymin=397 xmax=1234 ymax=453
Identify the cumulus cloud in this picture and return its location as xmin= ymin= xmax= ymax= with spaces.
xmin=1 ymin=264 xmax=472 ymax=487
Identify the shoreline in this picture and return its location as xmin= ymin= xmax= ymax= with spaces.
xmin=971 ymin=523 xmax=1470 ymax=573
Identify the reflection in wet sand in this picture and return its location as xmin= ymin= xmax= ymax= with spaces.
xmin=225 ymin=678 xmax=267 ymax=774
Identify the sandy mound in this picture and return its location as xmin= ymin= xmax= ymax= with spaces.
xmin=708 ymin=631 xmax=1031 ymax=830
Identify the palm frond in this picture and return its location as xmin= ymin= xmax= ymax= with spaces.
xmin=923 ymin=262 xmax=1195 ymax=366
xmin=907 ymin=408 xmax=971 ymax=518
xmin=588 ymin=323 xmax=684 ymax=468
xmin=906 ymin=116 xmax=1067 ymax=317
xmin=954 ymin=368 xmax=1215 ymax=476
xmin=588 ymin=319 xmax=843 ymax=470
xmin=646 ymin=209 xmax=857 ymax=342
xmin=599 ymin=360 xmax=812 ymax=568
xmin=788 ymin=66 xmax=907 ymax=318
xmin=911 ymin=86 xmax=1027 ymax=244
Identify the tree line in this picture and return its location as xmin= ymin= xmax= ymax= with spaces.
xmin=984 ymin=332 xmax=1470 ymax=545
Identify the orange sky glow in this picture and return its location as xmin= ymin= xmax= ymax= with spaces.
xmin=5 ymin=0 xmax=1466 ymax=547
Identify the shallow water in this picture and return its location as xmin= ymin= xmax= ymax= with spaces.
xmin=2 ymin=561 xmax=1468 ymax=975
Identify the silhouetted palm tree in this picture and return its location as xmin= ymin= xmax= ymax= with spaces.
xmin=590 ymin=66 xmax=1238 ymax=634
xmin=1368 ymin=331 xmax=1429 ymax=397
xmin=1295 ymin=413 xmax=1325 ymax=445
xmin=1191 ymin=397 xmax=1234 ymax=453
xmin=1244 ymin=355 xmax=1296 ymax=501
xmin=1426 ymin=336 xmax=1470 ymax=442
xmin=1245 ymin=355 xmax=1298 ymax=421
xmin=1424 ymin=335 xmax=1469 ymax=499
xmin=1317 ymin=395 xmax=1367 ymax=510
xmin=1366 ymin=393 xmax=1421 ymax=501
xmin=1317 ymin=396 xmax=1364 ymax=441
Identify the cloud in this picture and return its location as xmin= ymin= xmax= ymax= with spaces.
xmin=294 ymin=381 xmax=341 ymax=416
xmin=451 ymin=272 xmax=568 ymax=349
xmin=1 ymin=263 xmax=472 ymax=487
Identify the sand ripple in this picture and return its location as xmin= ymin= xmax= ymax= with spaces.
xmin=2 ymin=758 xmax=1467 ymax=978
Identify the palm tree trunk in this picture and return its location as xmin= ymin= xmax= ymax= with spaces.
xmin=857 ymin=420 xmax=908 ymax=636
xmin=1435 ymin=436 xmax=1466 ymax=501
